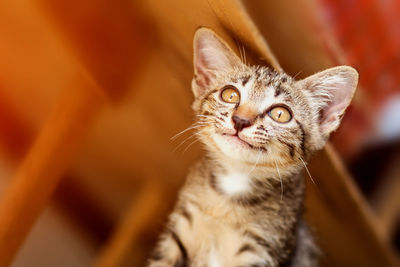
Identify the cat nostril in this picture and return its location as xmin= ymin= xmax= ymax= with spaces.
xmin=232 ymin=115 xmax=252 ymax=132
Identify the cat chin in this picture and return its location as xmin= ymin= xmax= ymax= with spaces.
xmin=210 ymin=133 xmax=267 ymax=162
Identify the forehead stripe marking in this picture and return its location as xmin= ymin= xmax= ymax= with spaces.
xmin=242 ymin=75 xmax=251 ymax=86
xmin=274 ymin=85 xmax=282 ymax=97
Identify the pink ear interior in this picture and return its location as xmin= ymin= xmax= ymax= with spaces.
xmin=302 ymin=66 xmax=358 ymax=136
xmin=193 ymin=28 xmax=241 ymax=95
xmin=321 ymin=75 xmax=356 ymax=132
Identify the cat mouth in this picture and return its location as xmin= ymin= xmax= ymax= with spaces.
xmin=221 ymin=133 xmax=267 ymax=152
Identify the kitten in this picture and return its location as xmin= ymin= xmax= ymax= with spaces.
xmin=148 ymin=28 xmax=358 ymax=267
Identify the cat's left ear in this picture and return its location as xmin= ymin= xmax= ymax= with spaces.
xmin=298 ymin=66 xmax=358 ymax=138
xmin=192 ymin=28 xmax=243 ymax=98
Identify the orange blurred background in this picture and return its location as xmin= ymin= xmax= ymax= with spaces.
xmin=0 ymin=0 xmax=399 ymax=266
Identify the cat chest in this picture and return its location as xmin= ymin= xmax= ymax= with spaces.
xmin=173 ymin=199 xmax=273 ymax=266
xmin=175 ymin=210 xmax=262 ymax=266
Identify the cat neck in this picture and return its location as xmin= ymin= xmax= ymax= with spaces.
xmin=204 ymin=152 xmax=304 ymax=202
xmin=206 ymin=150 xmax=301 ymax=180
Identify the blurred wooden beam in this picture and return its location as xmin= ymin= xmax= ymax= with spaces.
xmin=0 ymin=92 xmax=34 ymax=160
xmin=243 ymin=0 xmax=333 ymax=77
xmin=305 ymin=144 xmax=399 ymax=267
xmin=94 ymin=180 xmax=169 ymax=267
xmin=0 ymin=82 xmax=105 ymax=266
xmin=140 ymin=0 xmax=280 ymax=70
xmin=373 ymin=151 xmax=400 ymax=244
xmin=36 ymin=0 xmax=151 ymax=100
xmin=54 ymin=174 xmax=115 ymax=244
xmin=0 ymin=0 xmax=150 ymax=265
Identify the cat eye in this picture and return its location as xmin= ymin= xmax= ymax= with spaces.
xmin=268 ymin=106 xmax=292 ymax=123
xmin=220 ymin=86 xmax=240 ymax=104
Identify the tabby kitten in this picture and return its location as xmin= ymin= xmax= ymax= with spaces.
xmin=148 ymin=28 xmax=358 ymax=267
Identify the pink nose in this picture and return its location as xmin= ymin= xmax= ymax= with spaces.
xmin=232 ymin=115 xmax=252 ymax=131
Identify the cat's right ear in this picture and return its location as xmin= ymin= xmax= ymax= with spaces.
xmin=192 ymin=28 xmax=242 ymax=98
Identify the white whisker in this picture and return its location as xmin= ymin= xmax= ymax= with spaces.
xmin=238 ymin=42 xmax=244 ymax=63
xmin=196 ymin=115 xmax=213 ymax=118
xmin=170 ymin=123 xmax=210 ymax=141
xmin=172 ymin=132 xmax=198 ymax=153
xmin=293 ymin=71 xmax=303 ymax=80
xmin=174 ymin=128 xmax=209 ymax=151
xmin=182 ymin=138 xmax=200 ymax=155
xmin=248 ymin=150 xmax=262 ymax=175
xmin=241 ymin=44 xmax=247 ymax=66
xmin=300 ymin=156 xmax=316 ymax=185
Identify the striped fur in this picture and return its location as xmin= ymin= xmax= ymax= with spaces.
xmin=147 ymin=28 xmax=358 ymax=267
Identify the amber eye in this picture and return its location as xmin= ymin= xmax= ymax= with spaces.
xmin=221 ymin=86 xmax=240 ymax=104
xmin=268 ymin=106 xmax=292 ymax=123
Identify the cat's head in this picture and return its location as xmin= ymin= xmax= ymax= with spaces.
xmin=191 ymin=28 xmax=358 ymax=169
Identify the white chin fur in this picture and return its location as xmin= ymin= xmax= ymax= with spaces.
xmin=211 ymin=133 xmax=265 ymax=162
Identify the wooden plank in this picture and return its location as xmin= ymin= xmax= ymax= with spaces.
xmin=139 ymin=0 xmax=280 ymax=69
xmin=243 ymin=0 xmax=333 ymax=77
xmin=305 ymin=144 xmax=399 ymax=267
xmin=94 ymin=180 xmax=169 ymax=267
xmin=373 ymin=151 xmax=400 ymax=243
xmin=0 ymin=81 xmax=105 ymax=266
xmin=0 ymin=0 xmax=150 ymax=264
xmin=36 ymin=0 xmax=150 ymax=100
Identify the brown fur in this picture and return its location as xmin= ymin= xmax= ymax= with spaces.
xmin=147 ymin=28 xmax=358 ymax=267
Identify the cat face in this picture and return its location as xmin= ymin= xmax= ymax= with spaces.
xmin=191 ymin=28 xmax=358 ymax=167
xmin=193 ymin=66 xmax=305 ymax=165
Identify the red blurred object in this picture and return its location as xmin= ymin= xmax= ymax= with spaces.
xmin=318 ymin=0 xmax=400 ymax=158
xmin=320 ymin=0 xmax=400 ymax=108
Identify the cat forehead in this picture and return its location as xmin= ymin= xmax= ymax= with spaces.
xmin=228 ymin=67 xmax=293 ymax=91
xmin=225 ymin=67 xmax=295 ymax=101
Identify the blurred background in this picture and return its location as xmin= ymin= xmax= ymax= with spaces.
xmin=0 ymin=0 xmax=399 ymax=266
